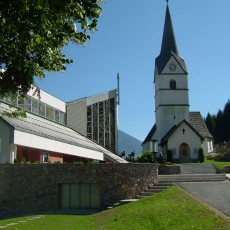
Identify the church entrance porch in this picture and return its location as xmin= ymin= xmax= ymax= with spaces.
xmin=179 ymin=143 xmax=191 ymax=163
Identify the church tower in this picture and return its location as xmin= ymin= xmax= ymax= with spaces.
xmin=155 ymin=3 xmax=189 ymax=144
xmin=142 ymin=2 xmax=213 ymax=160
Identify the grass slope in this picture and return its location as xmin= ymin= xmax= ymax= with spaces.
xmin=1 ymin=186 xmax=230 ymax=230
xmin=204 ymin=158 xmax=230 ymax=173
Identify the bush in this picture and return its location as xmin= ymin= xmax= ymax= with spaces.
xmin=199 ymin=148 xmax=204 ymax=163
xmin=207 ymin=144 xmax=230 ymax=162
xmin=136 ymin=151 xmax=154 ymax=163
xmin=166 ymin=150 xmax=173 ymax=162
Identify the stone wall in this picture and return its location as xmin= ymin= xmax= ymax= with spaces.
xmin=224 ymin=165 xmax=230 ymax=173
xmin=0 ymin=163 xmax=158 ymax=218
xmin=158 ymin=165 xmax=181 ymax=175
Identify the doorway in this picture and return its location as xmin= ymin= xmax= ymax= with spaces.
xmin=179 ymin=143 xmax=190 ymax=162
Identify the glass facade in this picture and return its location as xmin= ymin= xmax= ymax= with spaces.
xmin=87 ymin=98 xmax=116 ymax=153
xmin=0 ymin=95 xmax=66 ymax=125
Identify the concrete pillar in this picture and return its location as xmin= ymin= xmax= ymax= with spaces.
xmin=10 ymin=144 xmax=17 ymax=163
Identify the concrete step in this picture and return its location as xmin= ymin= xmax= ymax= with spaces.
xmin=158 ymin=176 xmax=227 ymax=180
xmin=156 ymin=182 xmax=174 ymax=186
xmin=158 ymin=174 xmax=227 ymax=182
xmin=119 ymin=199 xmax=138 ymax=205
xmin=110 ymin=199 xmax=139 ymax=209
xmin=136 ymin=195 xmax=149 ymax=199
xmin=159 ymin=173 xmax=226 ymax=178
xmin=148 ymin=186 xmax=170 ymax=190
xmin=141 ymin=191 xmax=159 ymax=196
xmin=179 ymin=163 xmax=217 ymax=174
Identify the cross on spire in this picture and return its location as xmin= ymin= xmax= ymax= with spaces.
xmin=166 ymin=0 xmax=169 ymax=3
xmin=182 ymin=128 xmax=186 ymax=134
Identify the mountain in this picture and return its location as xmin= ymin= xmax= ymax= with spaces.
xmin=118 ymin=130 xmax=142 ymax=155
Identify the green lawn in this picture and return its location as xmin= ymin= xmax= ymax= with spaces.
xmin=204 ymin=158 xmax=230 ymax=173
xmin=1 ymin=186 xmax=230 ymax=230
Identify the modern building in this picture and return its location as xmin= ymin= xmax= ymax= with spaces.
xmin=66 ymin=90 xmax=118 ymax=153
xmin=142 ymin=3 xmax=213 ymax=162
xmin=0 ymin=87 xmax=125 ymax=164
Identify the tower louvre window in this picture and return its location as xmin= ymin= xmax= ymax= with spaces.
xmin=170 ymin=79 xmax=176 ymax=89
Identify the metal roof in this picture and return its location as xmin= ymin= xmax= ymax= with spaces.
xmin=0 ymin=103 xmax=127 ymax=163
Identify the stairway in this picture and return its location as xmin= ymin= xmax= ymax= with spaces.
xmin=108 ymin=164 xmax=228 ymax=209
xmin=136 ymin=182 xmax=172 ymax=199
xmin=158 ymin=173 xmax=227 ymax=183
xmin=179 ymin=163 xmax=217 ymax=174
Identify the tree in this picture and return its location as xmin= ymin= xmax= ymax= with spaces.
xmin=136 ymin=151 xmax=154 ymax=163
xmin=223 ymin=100 xmax=230 ymax=141
xmin=205 ymin=112 xmax=216 ymax=136
xmin=215 ymin=110 xmax=225 ymax=143
xmin=199 ymin=148 xmax=204 ymax=163
xmin=166 ymin=150 xmax=173 ymax=162
xmin=0 ymin=0 xmax=103 ymax=97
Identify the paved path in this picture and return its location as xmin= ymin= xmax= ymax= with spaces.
xmin=179 ymin=181 xmax=230 ymax=217
xmin=179 ymin=163 xmax=217 ymax=174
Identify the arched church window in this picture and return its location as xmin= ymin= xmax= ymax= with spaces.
xmin=170 ymin=80 xmax=176 ymax=89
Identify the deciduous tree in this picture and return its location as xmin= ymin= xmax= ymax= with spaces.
xmin=0 ymin=0 xmax=103 ymax=97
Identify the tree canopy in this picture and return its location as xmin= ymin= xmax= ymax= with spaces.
xmin=205 ymin=100 xmax=230 ymax=143
xmin=0 ymin=0 xmax=102 ymax=97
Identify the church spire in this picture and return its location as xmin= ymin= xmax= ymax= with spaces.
xmin=155 ymin=3 xmax=187 ymax=74
xmin=160 ymin=4 xmax=178 ymax=57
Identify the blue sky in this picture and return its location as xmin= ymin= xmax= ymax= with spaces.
xmin=35 ymin=0 xmax=230 ymax=141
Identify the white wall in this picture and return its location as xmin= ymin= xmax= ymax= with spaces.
xmin=167 ymin=122 xmax=202 ymax=160
xmin=28 ymin=88 xmax=66 ymax=112
xmin=156 ymin=106 xmax=189 ymax=141
xmin=14 ymin=130 xmax=104 ymax=161
xmin=0 ymin=119 xmax=13 ymax=163
xmin=202 ymin=139 xmax=213 ymax=156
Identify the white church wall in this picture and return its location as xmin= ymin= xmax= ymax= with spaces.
xmin=167 ymin=123 xmax=202 ymax=160
xmin=155 ymin=90 xmax=189 ymax=108
xmin=155 ymin=75 xmax=188 ymax=94
xmin=201 ymin=139 xmax=213 ymax=156
xmin=162 ymin=56 xmax=186 ymax=75
xmin=156 ymin=106 xmax=189 ymax=141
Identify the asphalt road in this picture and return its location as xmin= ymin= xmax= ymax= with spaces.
xmin=179 ymin=181 xmax=230 ymax=217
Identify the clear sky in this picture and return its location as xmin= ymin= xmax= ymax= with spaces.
xmin=35 ymin=0 xmax=230 ymax=141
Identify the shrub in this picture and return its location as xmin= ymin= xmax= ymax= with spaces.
xmin=136 ymin=150 xmax=154 ymax=163
xmin=166 ymin=150 xmax=173 ymax=162
xmin=199 ymin=148 xmax=204 ymax=163
xmin=13 ymin=158 xmax=20 ymax=164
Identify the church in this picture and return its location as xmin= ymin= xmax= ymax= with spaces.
xmin=142 ymin=3 xmax=213 ymax=162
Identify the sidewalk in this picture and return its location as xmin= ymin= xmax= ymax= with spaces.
xmin=179 ymin=181 xmax=230 ymax=217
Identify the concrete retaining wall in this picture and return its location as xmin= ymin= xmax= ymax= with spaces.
xmin=0 ymin=163 xmax=158 ymax=218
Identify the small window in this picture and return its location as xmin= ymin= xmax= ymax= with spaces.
xmin=32 ymin=98 xmax=39 ymax=114
xmin=170 ymin=80 xmax=176 ymax=89
xmin=38 ymin=101 xmax=46 ymax=117
xmin=43 ymin=152 xmax=49 ymax=163
xmin=46 ymin=105 xmax=54 ymax=120
xmin=60 ymin=112 xmax=66 ymax=125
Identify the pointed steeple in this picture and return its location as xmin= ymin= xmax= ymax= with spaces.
xmin=155 ymin=4 xmax=187 ymax=74
xmin=160 ymin=4 xmax=178 ymax=57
